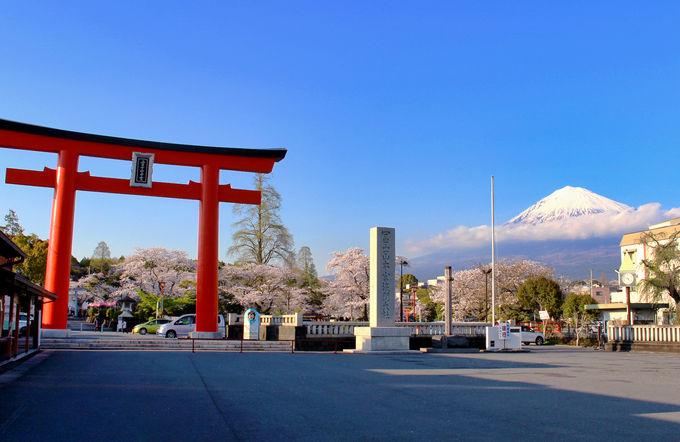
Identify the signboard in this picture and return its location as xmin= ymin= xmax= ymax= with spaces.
xmin=243 ymin=308 xmax=260 ymax=340
xmin=498 ymin=322 xmax=509 ymax=340
xmin=539 ymin=310 xmax=550 ymax=320
xmin=130 ymin=152 xmax=154 ymax=188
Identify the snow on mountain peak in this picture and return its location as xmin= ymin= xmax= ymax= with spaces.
xmin=507 ymin=186 xmax=633 ymax=225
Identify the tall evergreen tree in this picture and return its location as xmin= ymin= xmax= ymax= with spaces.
xmin=297 ymin=246 xmax=318 ymax=283
xmin=2 ymin=209 xmax=24 ymax=236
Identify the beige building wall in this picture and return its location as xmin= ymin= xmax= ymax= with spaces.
xmin=616 ymin=217 xmax=680 ymax=322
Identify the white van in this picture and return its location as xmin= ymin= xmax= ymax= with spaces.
xmin=157 ymin=314 xmax=226 ymax=338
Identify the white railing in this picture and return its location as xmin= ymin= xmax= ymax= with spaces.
xmin=304 ymin=321 xmax=489 ymax=337
xmin=227 ymin=313 xmax=303 ymax=327
xmin=608 ymin=325 xmax=680 ymax=343
xmin=261 ymin=313 xmax=303 ymax=326
xmin=305 ymin=322 xmax=366 ymax=337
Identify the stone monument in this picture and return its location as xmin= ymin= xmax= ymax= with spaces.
xmin=243 ymin=308 xmax=260 ymax=340
xmin=351 ymin=227 xmax=411 ymax=352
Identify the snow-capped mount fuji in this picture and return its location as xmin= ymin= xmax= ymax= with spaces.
xmin=507 ymin=186 xmax=632 ymax=225
xmin=408 ymin=185 xmax=638 ymax=279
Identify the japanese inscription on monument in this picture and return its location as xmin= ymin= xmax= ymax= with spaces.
xmin=370 ymin=227 xmax=395 ymax=327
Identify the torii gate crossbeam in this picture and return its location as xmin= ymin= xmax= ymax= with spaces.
xmin=0 ymin=119 xmax=286 ymax=337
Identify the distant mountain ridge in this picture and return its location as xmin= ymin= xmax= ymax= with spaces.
xmin=508 ymin=186 xmax=632 ymax=225
xmin=407 ymin=236 xmax=620 ymax=280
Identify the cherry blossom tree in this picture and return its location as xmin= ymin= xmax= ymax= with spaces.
xmin=219 ymin=263 xmax=302 ymax=313
xmin=76 ymin=271 xmax=120 ymax=304
xmin=323 ymin=247 xmax=370 ymax=320
xmin=430 ymin=259 xmax=553 ymax=321
xmin=113 ymin=248 xmax=196 ymax=316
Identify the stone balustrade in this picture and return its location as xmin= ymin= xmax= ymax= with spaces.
xmin=305 ymin=321 xmax=489 ymax=337
xmin=227 ymin=313 xmax=303 ymax=327
xmin=225 ymin=314 xmax=489 ymax=337
xmin=261 ymin=313 xmax=303 ymax=326
xmin=608 ymin=325 xmax=680 ymax=343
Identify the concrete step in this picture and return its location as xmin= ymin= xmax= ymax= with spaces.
xmin=67 ymin=320 xmax=97 ymax=331
xmin=41 ymin=338 xmax=293 ymax=352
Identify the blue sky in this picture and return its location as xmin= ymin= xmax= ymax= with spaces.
xmin=1 ymin=1 xmax=679 ymax=272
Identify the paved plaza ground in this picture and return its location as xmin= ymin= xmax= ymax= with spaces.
xmin=1 ymin=346 xmax=680 ymax=441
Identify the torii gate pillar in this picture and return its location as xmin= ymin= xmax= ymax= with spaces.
xmin=194 ymin=163 xmax=220 ymax=337
xmin=43 ymin=150 xmax=79 ymax=331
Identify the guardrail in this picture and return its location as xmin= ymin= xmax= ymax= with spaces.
xmin=304 ymin=321 xmax=489 ymax=337
xmin=608 ymin=325 xmax=680 ymax=343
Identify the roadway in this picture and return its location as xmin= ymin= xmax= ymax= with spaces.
xmin=1 ymin=346 xmax=680 ymax=441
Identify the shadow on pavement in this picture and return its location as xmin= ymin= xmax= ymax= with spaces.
xmin=0 ymin=351 xmax=678 ymax=441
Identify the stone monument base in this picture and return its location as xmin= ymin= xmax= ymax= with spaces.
xmin=350 ymin=326 xmax=411 ymax=352
xmin=188 ymin=331 xmax=223 ymax=339
xmin=42 ymin=329 xmax=70 ymax=338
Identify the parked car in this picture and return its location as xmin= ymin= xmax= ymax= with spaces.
xmin=19 ymin=313 xmax=32 ymax=336
xmin=520 ymin=325 xmax=545 ymax=345
xmin=132 ymin=318 xmax=172 ymax=335
xmin=157 ymin=314 xmax=226 ymax=338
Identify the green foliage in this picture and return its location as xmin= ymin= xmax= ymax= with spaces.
xmin=87 ymin=307 xmax=120 ymax=329
xmin=71 ymin=256 xmax=88 ymax=279
xmin=638 ymin=230 xmax=680 ymax=304
xmin=133 ymin=289 xmax=197 ymax=320
xmin=499 ymin=303 xmax=533 ymax=323
xmin=305 ymin=287 xmax=327 ymax=313
xmin=0 ymin=210 xmax=48 ymax=285
xmin=2 ymin=209 xmax=24 ymax=236
xmin=562 ymin=293 xmax=597 ymax=322
xmin=12 ymin=233 xmax=49 ymax=285
xmin=91 ymin=241 xmax=113 ymax=273
xmin=400 ymin=274 xmax=418 ymax=289
xmin=516 ymin=276 xmax=563 ymax=319
xmin=218 ymin=290 xmax=243 ymax=315
xmin=416 ymin=288 xmax=437 ymax=321
xmin=297 ymin=246 xmax=318 ymax=283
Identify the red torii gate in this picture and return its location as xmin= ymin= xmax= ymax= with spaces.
xmin=0 ymin=119 xmax=286 ymax=337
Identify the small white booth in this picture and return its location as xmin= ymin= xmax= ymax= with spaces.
xmin=485 ymin=322 xmax=522 ymax=351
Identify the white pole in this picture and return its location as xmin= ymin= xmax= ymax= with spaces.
xmin=491 ymin=175 xmax=496 ymax=325
xmin=444 ymin=266 xmax=452 ymax=336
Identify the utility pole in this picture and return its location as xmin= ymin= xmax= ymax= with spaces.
xmin=491 ymin=176 xmax=497 ymax=325
xmin=444 ymin=266 xmax=453 ymax=335
xmin=398 ymin=258 xmax=408 ymax=322
xmin=590 ymin=269 xmax=593 ymax=298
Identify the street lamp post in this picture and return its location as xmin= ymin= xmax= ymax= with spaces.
xmin=411 ymin=286 xmax=418 ymax=323
xmin=398 ymin=258 xmax=408 ymax=322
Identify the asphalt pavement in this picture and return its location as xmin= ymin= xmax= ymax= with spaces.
xmin=1 ymin=346 xmax=680 ymax=441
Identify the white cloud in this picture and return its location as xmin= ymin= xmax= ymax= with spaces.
xmin=406 ymin=203 xmax=680 ymax=256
